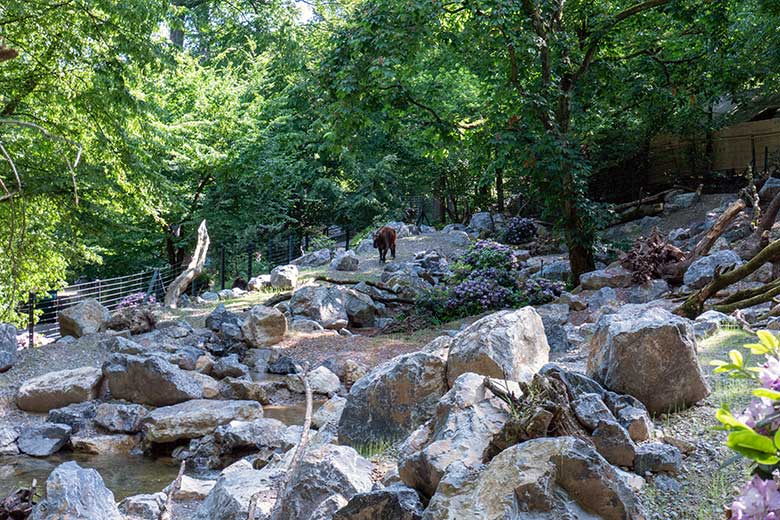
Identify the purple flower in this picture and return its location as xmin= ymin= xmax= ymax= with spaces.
xmin=738 ymin=397 xmax=779 ymax=433
xmin=731 ymin=476 xmax=780 ymax=519
xmin=760 ymin=357 xmax=780 ymax=391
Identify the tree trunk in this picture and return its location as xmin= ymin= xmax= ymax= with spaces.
xmin=562 ymin=166 xmax=595 ymax=284
xmin=165 ymin=220 xmax=210 ymax=308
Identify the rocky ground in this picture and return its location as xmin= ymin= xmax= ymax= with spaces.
xmin=0 ymin=195 xmax=771 ymax=519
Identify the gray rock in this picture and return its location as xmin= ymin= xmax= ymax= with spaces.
xmin=580 ymin=265 xmax=634 ymax=290
xmin=693 ymin=310 xmax=738 ymax=338
xmin=247 ymin=275 xmax=272 ymax=292
xmin=240 ymin=305 xmax=287 ymax=348
xmin=278 ymin=444 xmax=374 ymax=520
xmin=446 ymin=308 xmax=549 ymax=386
xmin=94 ymin=402 xmax=148 ymax=433
xmin=587 ymin=305 xmax=710 ymax=415
xmin=291 ymin=318 xmax=325 ymax=333
xmin=683 ymin=250 xmax=743 ymax=289
xmin=47 ymin=401 xmax=98 ymax=433
xmin=194 ymin=462 xmax=286 ymax=520
xmin=634 ymin=443 xmax=682 ymax=475
xmin=214 ymin=417 xmax=296 ymax=454
xmin=102 ymin=354 xmax=202 ymax=406
xmin=0 ymin=426 xmax=19 ymax=455
xmin=312 ymin=395 xmax=347 ymax=429
xmin=616 ymin=405 xmax=653 ymax=442
xmin=572 ymin=393 xmax=615 ymax=431
xmin=218 ymin=377 xmax=269 ymax=403
xmin=338 ymin=351 xmax=447 ymax=446
xmin=32 ymin=461 xmax=121 ymax=520
xmin=57 ymin=298 xmax=111 ymax=338
xmin=292 ymin=248 xmax=332 ymax=267
xmin=331 ymin=250 xmax=360 ymax=271
xmin=142 ymin=399 xmax=264 ymax=443
xmin=118 ymin=492 xmax=165 ymax=520
xmin=200 ymin=291 xmax=220 ymax=302
xmin=270 ymin=264 xmax=298 ymax=289
xmin=628 ymin=279 xmax=670 ymax=304
xmin=290 ymin=285 xmax=349 ymax=330
xmin=333 ymin=485 xmax=424 ymax=520
xmin=665 ymin=192 xmax=699 ymax=211
xmin=212 ymin=354 xmax=251 ymax=379
xmin=0 ymin=323 xmax=17 ymax=372
xmin=534 ymin=259 xmax=571 ymax=281
xmin=541 ymin=364 xmax=607 ymax=400
xmin=398 ymin=373 xmax=518 ymax=498
xmin=344 ymin=289 xmax=377 ymax=328
xmin=16 ymin=367 xmax=103 ymax=412
xmin=592 ymin=420 xmax=636 ymax=467
xmin=422 ymin=436 xmax=643 ymax=519
xmin=268 ymin=355 xmax=300 ymax=375
xmin=468 ymin=212 xmax=494 ymax=235
xmin=760 ymin=176 xmax=780 ymax=203
xmin=18 ymin=423 xmax=72 ymax=457
xmin=654 ymin=474 xmax=682 ymax=493
xmin=70 ymin=432 xmax=138 ymax=455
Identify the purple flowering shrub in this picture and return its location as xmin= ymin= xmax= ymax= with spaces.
xmin=117 ymin=292 xmax=156 ymax=309
xmin=417 ymin=241 xmax=561 ymax=320
xmin=501 ymin=217 xmax=537 ymax=245
xmin=713 ymin=331 xmax=780 ymax=518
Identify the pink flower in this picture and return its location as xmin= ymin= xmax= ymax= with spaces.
xmin=738 ymin=398 xmax=776 ymax=430
xmin=731 ymin=476 xmax=780 ymax=519
xmin=760 ymin=357 xmax=780 ymax=391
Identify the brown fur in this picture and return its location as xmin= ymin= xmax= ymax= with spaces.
xmin=373 ymin=226 xmax=397 ymax=262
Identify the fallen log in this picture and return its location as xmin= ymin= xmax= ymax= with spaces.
xmin=0 ymin=479 xmax=36 ymax=519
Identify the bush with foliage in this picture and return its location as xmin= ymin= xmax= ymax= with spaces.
xmin=501 ymin=217 xmax=538 ymax=245
xmin=712 ymin=331 xmax=780 ymax=518
xmin=419 ymin=240 xmax=563 ymax=320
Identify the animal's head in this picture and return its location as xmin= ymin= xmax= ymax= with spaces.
xmin=372 ymin=231 xmax=380 ymax=249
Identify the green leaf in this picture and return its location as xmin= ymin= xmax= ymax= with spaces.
xmin=729 ymin=350 xmax=744 ymax=368
xmin=754 ymin=388 xmax=780 ymax=400
xmin=757 ymin=330 xmax=779 ymax=351
xmin=727 ymin=429 xmax=777 ymax=455
xmin=715 ymin=408 xmax=749 ymax=430
xmin=745 ymin=342 xmax=771 ymax=355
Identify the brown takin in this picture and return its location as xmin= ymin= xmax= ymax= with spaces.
xmin=372 ymin=226 xmax=397 ymax=263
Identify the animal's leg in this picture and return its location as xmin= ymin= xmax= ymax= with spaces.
xmin=391 ymin=245 xmax=396 ymax=259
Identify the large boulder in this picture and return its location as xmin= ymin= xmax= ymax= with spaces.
xmin=94 ymin=402 xmax=148 ymax=433
xmin=142 ymin=399 xmax=263 ymax=443
xmin=399 ymin=373 xmax=517 ymax=498
xmin=194 ymin=462 xmax=286 ymax=520
xmin=214 ymin=417 xmax=296 ymax=454
xmin=587 ymin=305 xmax=710 ymax=415
xmin=270 ymin=264 xmax=298 ymax=289
xmin=289 ymin=285 xmax=349 ymax=330
xmin=446 ymin=308 xmax=549 ymax=386
xmin=106 ymin=306 xmax=156 ymax=335
xmin=278 ymin=444 xmax=374 ymax=520
xmin=57 ymin=298 xmax=111 ymax=337
xmin=47 ymin=402 xmax=97 ymax=433
xmin=70 ymin=433 xmax=138 ymax=455
xmin=580 ymin=266 xmax=634 ymax=290
xmin=240 ymin=305 xmax=287 ymax=347
xmin=32 ymin=461 xmax=122 ymax=520
xmin=344 ymin=289 xmax=378 ymax=328
xmin=683 ymin=250 xmax=743 ymax=289
xmin=338 ymin=351 xmax=448 ymax=446
xmin=468 ymin=212 xmax=494 ymax=236
xmin=18 ymin=423 xmax=72 ymax=457
xmin=422 ymin=437 xmax=644 ymax=520
xmin=102 ymin=354 xmax=202 ymax=406
xmin=331 ymin=250 xmax=360 ymax=272
xmin=0 ymin=323 xmax=17 ymax=372
xmin=16 ymin=367 xmax=103 ymax=412
xmin=333 ymin=485 xmax=424 ymax=520
xmin=292 ymin=248 xmax=332 ymax=267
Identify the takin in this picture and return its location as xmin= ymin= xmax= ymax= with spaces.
xmin=372 ymin=226 xmax=397 ymax=263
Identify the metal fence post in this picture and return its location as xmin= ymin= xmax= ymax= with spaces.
xmin=220 ymin=246 xmax=226 ymax=290
xmin=97 ymin=279 xmax=102 ymax=303
xmin=765 ymin=146 xmax=770 ymax=174
xmin=28 ymin=292 xmax=35 ymax=347
xmin=267 ymin=240 xmax=273 ymax=273
xmin=287 ymin=233 xmax=294 ymax=263
xmin=345 ymin=228 xmax=351 ymax=250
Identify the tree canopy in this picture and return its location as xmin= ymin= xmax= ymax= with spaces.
xmin=2 ymin=0 xmax=780 ymax=322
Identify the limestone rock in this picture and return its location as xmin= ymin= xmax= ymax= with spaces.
xmin=338 ymin=351 xmax=447 ymax=446
xmin=16 ymin=367 xmax=103 ymax=412
xmin=142 ymin=399 xmax=263 ymax=443
xmin=270 ymin=264 xmax=298 ymax=289
xmin=240 ymin=306 xmax=287 ymax=348
xmin=592 ymin=420 xmax=636 ymax=468
xmin=333 ymin=484 xmax=424 ymax=520
xmin=0 ymin=323 xmax=17 ymax=372
xmin=94 ymin=402 xmax=148 ymax=433
xmin=634 ymin=443 xmax=682 ymax=475
xmin=0 ymin=426 xmax=19 ymax=455
xmin=422 ymin=436 xmax=643 ymax=520
xmin=32 ymin=461 xmax=121 ymax=520
xmin=683 ymin=250 xmax=743 ymax=289
xmin=290 ymin=285 xmax=349 ymax=330
xmin=18 ymin=423 xmax=71 ymax=457
xmin=102 ymin=354 xmax=202 ymax=406
xmin=331 ymin=250 xmax=360 ymax=271
xmin=292 ymin=248 xmax=332 ymax=267
xmin=118 ymin=492 xmax=165 ymax=520
xmin=71 ymin=433 xmax=138 ymax=455
xmin=446 ymin=308 xmax=549 ymax=386
xmin=312 ymin=395 xmax=347 ymax=429
xmin=580 ymin=266 xmax=634 ymax=290
xmin=58 ymin=298 xmax=111 ymax=338
xmin=46 ymin=401 xmax=98 ymax=433
xmin=587 ymin=305 xmax=710 ymax=415
xmin=106 ymin=306 xmax=156 ymax=335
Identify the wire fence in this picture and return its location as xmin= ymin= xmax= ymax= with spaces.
xmin=20 ymin=265 xmax=178 ymax=342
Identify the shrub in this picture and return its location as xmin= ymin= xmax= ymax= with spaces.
xmin=712 ymin=331 xmax=780 ymax=517
xmin=459 ymin=240 xmax=526 ymax=271
xmin=501 ymin=217 xmax=537 ymax=245
xmin=117 ymin=292 xmax=156 ymax=309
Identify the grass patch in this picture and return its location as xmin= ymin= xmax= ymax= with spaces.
xmin=353 ymin=440 xmax=396 ymax=459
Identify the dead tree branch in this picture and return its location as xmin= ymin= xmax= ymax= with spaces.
xmin=165 ymin=220 xmax=210 ymax=308
xmin=160 ymin=461 xmax=186 ymax=520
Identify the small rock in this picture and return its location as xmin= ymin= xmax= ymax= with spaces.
xmin=71 ymin=433 xmax=138 ymax=455
xmin=572 ymin=393 xmax=615 ymax=431
xmin=0 ymin=323 xmax=18 ymax=372
xmin=654 ymin=474 xmax=682 ymax=493
xmin=32 ymin=461 xmax=121 ymax=519
xmin=57 ymin=298 xmax=111 ymax=338
xmin=591 ymin=420 xmax=636 ymax=468
xmin=212 ymin=354 xmax=251 ymax=379
xmin=331 ymin=250 xmax=360 ymax=271
xmin=634 ymin=443 xmax=682 ymax=475
xmin=0 ymin=426 xmax=19 ymax=455
xmin=172 ymin=476 xmax=216 ymax=501
xmin=270 ymin=264 xmax=298 ymax=289
xmin=46 ymin=401 xmax=98 ymax=433
xmin=118 ymin=492 xmax=165 ymax=520
xmin=240 ymin=306 xmax=287 ymax=348
xmin=94 ymin=402 xmax=148 ymax=433
xmin=18 ymin=423 xmax=72 ymax=457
